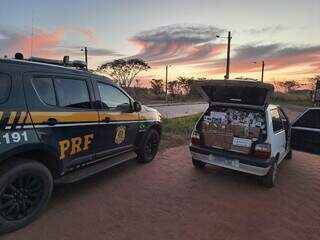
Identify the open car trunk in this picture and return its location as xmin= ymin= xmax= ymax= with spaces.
xmin=200 ymin=106 xmax=267 ymax=155
xmin=195 ymin=80 xmax=273 ymax=155
xmin=195 ymin=79 xmax=274 ymax=110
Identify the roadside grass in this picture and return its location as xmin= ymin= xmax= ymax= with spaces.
xmin=160 ymin=114 xmax=201 ymax=150
xmin=271 ymin=92 xmax=313 ymax=107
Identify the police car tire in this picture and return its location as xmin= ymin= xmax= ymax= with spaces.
xmin=192 ymin=159 xmax=206 ymax=168
xmin=0 ymin=159 xmax=53 ymax=233
xmin=137 ymin=129 xmax=160 ymax=163
xmin=260 ymin=160 xmax=277 ymax=188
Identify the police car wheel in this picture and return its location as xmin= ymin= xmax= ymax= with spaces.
xmin=192 ymin=159 xmax=206 ymax=168
xmin=0 ymin=159 xmax=53 ymax=233
xmin=137 ymin=129 xmax=160 ymax=163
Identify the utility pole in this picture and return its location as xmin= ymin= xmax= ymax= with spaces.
xmin=165 ymin=65 xmax=169 ymax=104
xmin=261 ymin=61 xmax=265 ymax=83
xmin=217 ymin=31 xmax=232 ymax=80
xmin=81 ymin=47 xmax=88 ymax=67
xmin=84 ymin=47 xmax=88 ymax=66
xmin=225 ymin=31 xmax=232 ymax=80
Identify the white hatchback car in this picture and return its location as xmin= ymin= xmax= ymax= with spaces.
xmin=189 ymin=80 xmax=291 ymax=187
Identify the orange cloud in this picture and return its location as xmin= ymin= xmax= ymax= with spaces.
xmin=0 ymin=26 xmax=123 ymax=65
xmin=130 ymin=25 xmax=320 ymax=81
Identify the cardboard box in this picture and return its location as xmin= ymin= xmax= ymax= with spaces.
xmin=217 ymin=124 xmax=227 ymax=134
xmin=202 ymin=123 xmax=227 ymax=134
xmin=203 ymin=133 xmax=233 ymax=150
xmin=232 ymin=125 xmax=249 ymax=138
xmin=249 ymin=127 xmax=261 ymax=138
xmin=222 ymin=134 xmax=233 ymax=150
xmin=225 ymin=124 xmax=233 ymax=134
xmin=203 ymin=133 xmax=220 ymax=148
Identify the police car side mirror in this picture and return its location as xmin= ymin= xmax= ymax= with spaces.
xmin=133 ymin=101 xmax=142 ymax=112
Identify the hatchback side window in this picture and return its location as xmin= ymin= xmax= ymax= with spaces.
xmin=294 ymin=109 xmax=320 ymax=129
xmin=97 ymin=83 xmax=131 ymax=112
xmin=271 ymin=109 xmax=283 ymax=132
xmin=0 ymin=73 xmax=12 ymax=103
xmin=54 ymin=78 xmax=91 ymax=109
xmin=33 ymin=77 xmax=57 ymax=106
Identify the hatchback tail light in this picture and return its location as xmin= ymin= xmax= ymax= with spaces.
xmin=253 ymin=143 xmax=271 ymax=159
xmin=191 ymin=130 xmax=200 ymax=145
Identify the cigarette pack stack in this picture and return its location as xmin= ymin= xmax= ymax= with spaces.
xmin=202 ymin=108 xmax=266 ymax=154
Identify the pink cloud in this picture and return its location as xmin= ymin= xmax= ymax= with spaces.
xmin=0 ymin=27 xmax=104 ymax=59
xmin=199 ymin=44 xmax=320 ymax=77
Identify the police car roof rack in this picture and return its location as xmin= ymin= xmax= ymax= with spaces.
xmin=29 ymin=56 xmax=88 ymax=70
xmin=14 ymin=53 xmax=88 ymax=70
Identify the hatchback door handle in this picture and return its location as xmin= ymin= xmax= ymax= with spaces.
xmin=44 ymin=118 xmax=58 ymax=126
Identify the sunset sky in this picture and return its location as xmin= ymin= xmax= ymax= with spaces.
xmin=0 ymin=0 xmax=319 ymax=84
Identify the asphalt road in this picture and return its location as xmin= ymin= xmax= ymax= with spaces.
xmin=151 ymin=103 xmax=208 ymax=118
xmin=151 ymin=102 xmax=307 ymax=119
xmin=3 ymin=147 xmax=320 ymax=240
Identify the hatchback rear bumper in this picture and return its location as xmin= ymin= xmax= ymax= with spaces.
xmin=190 ymin=145 xmax=272 ymax=176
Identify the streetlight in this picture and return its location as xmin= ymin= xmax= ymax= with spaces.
xmin=216 ymin=31 xmax=232 ymax=80
xmin=165 ymin=65 xmax=171 ymax=104
xmin=81 ymin=47 xmax=88 ymax=67
xmin=253 ymin=61 xmax=265 ymax=82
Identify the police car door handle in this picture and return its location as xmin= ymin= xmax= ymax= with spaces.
xmin=44 ymin=118 xmax=58 ymax=126
xmin=104 ymin=117 xmax=111 ymax=123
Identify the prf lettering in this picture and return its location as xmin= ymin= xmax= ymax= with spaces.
xmin=59 ymin=133 xmax=94 ymax=160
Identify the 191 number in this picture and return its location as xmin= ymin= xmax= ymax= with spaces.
xmin=2 ymin=131 xmax=28 ymax=144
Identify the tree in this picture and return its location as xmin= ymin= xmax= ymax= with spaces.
xmin=177 ymin=76 xmax=194 ymax=95
xmin=97 ymin=58 xmax=150 ymax=87
xmin=308 ymin=75 xmax=320 ymax=90
xmin=168 ymin=80 xmax=181 ymax=97
xmin=150 ymin=79 xmax=164 ymax=95
xmin=276 ymin=80 xmax=301 ymax=93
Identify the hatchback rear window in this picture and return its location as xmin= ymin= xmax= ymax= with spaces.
xmin=0 ymin=73 xmax=12 ymax=103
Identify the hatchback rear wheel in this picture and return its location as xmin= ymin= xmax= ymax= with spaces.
xmin=260 ymin=160 xmax=277 ymax=188
xmin=192 ymin=159 xmax=206 ymax=169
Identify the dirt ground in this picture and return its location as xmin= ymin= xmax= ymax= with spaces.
xmin=3 ymin=145 xmax=320 ymax=240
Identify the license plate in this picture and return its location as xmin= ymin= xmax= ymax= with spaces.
xmin=209 ymin=154 xmax=239 ymax=168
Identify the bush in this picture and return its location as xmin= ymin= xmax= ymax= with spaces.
xmin=272 ymin=91 xmax=313 ymax=106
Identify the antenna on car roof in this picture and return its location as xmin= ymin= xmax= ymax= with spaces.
xmin=31 ymin=14 xmax=34 ymax=57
